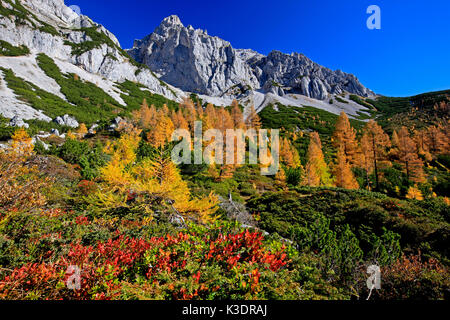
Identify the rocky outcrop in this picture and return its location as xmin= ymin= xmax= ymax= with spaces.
xmin=9 ymin=116 xmax=29 ymax=128
xmin=127 ymin=15 xmax=260 ymax=97
xmin=128 ymin=15 xmax=374 ymax=100
xmin=53 ymin=114 xmax=79 ymax=128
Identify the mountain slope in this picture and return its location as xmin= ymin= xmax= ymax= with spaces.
xmin=0 ymin=0 xmax=183 ymax=124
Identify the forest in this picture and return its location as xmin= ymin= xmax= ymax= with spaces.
xmin=0 ymin=96 xmax=449 ymax=300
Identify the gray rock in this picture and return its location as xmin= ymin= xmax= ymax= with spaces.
xmin=128 ymin=15 xmax=374 ymax=101
xmin=127 ymin=15 xmax=260 ymax=97
xmin=9 ymin=116 xmax=29 ymax=129
xmin=113 ymin=116 xmax=123 ymax=125
xmin=0 ymin=0 xmax=181 ymax=117
xmin=88 ymin=123 xmax=99 ymax=134
xmin=53 ymin=114 xmax=79 ymax=128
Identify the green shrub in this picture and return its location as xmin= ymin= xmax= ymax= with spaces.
xmin=0 ymin=40 xmax=30 ymax=56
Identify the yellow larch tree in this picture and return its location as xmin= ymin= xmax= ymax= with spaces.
xmin=0 ymin=128 xmax=50 ymax=211
xmin=425 ymin=125 xmax=446 ymax=155
xmin=92 ymin=125 xmax=218 ymax=223
xmin=406 ymin=185 xmax=424 ymax=200
xmin=147 ymin=110 xmax=175 ymax=149
xmin=76 ymin=123 xmax=88 ymax=138
xmin=304 ymin=132 xmax=333 ymax=187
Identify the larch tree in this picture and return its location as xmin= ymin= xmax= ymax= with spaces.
xmin=280 ymin=137 xmax=302 ymax=169
xmin=392 ymin=127 xmax=425 ymax=183
xmin=413 ymin=129 xmax=432 ymax=162
xmin=425 ymin=125 xmax=447 ymax=155
xmin=332 ymin=112 xmax=359 ymax=166
xmin=333 ymin=145 xmax=359 ymax=189
xmin=304 ymin=132 xmax=333 ymax=187
xmin=245 ymin=106 xmax=262 ymax=130
xmin=10 ymin=128 xmax=34 ymax=156
xmin=360 ymin=120 xmax=391 ymax=190
xmin=147 ymin=111 xmax=175 ymax=149
xmin=76 ymin=123 xmax=88 ymax=138
xmin=274 ymin=168 xmax=288 ymax=189
xmin=93 ymin=126 xmax=218 ymax=223
xmin=231 ymin=99 xmax=245 ymax=129
xmin=0 ymin=128 xmax=50 ymax=211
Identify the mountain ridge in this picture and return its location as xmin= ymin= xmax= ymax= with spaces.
xmin=127 ymin=14 xmax=375 ymax=101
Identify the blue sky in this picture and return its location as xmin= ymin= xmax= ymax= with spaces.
xmin=66 ymin=0 xmax=450 ymax=97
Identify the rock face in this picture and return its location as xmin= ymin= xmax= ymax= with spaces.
xmin=128 ymin=15 xmax=374 ymax=100
xmin=9 ymin=116 xmax=29 ymax=128
xmin=0 ymin=0 xmax=181 ymax=105
xmin=53 ymin=114 xmax=79 ymax=128
xmin=127 ymin=15 xmax=259 ymax=96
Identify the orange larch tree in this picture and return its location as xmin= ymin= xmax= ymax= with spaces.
xmin=245 ymin=106 xmax=262 ymax=130
xmin=360 ymin=120 xmax=391 ymax=190
xmin=333 ymin=145 xmax=359 ymax=189
xmin=332 ymin=112 xmax=359 ymax=166
xmin=392 ymin=127 xmax=426 ymax=183
xmin=304 ymin=132 xmax=333 ymax=187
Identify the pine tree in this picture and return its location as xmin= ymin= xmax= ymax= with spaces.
xmin=361 ymin=120 xmax=391 ymax=190
xmin=304 ymin=132 xmax=333 ymax=187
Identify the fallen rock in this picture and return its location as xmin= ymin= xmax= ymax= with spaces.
xmin=53 ymin=114 xmax=79 ymax=128
xmin=9 ymin=116 xmax=29 ymax=129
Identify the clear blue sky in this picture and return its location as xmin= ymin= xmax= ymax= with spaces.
xmin=66 ymin=0 xmax=449 ymax=97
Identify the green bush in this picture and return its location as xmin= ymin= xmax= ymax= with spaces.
xmin=0 ymin=40 xmax=30 ymax=56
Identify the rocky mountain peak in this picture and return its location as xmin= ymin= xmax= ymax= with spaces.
xmin=127 ymin=15 xmax=374 ymax=101
xmin=161 ymin=14 xmax=184 ymax=28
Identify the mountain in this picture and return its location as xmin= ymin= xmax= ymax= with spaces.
xmin=127 ymin=15 xmax=375 ymax=113
xmin=0 ymin=0 xmax=183 ymax=124
xmin=1 ymin=1 xmax=437 ymax=130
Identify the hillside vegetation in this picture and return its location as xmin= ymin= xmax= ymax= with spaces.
xmin=0 ymin=89 xmax=449 ymax=300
